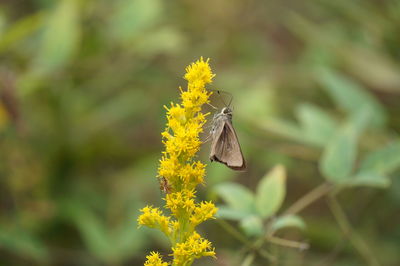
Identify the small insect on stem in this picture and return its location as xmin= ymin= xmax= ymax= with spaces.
xmin=159 ymin=177 xmax=172 ymax=194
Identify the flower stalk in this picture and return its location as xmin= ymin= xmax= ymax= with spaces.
xmin=138 ymin=58 xmax=218 ymax=266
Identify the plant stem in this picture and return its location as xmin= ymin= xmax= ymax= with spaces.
xmin=251 ymin=182 xmax=332 ymax=253
xmin=241 ymin=252 xmax=256 ymax=266
xmin=284 ymin=182 xmax=332 ymax=215
xmin=327 ymin=195 xmax=381 ymax=266
xmin=216 ymin=219 xmax=252 ymax=246
xmin=216 ymin=219 xmax=275 ymax=261
xmin=265 ymin=236 xmax=309 ymax=250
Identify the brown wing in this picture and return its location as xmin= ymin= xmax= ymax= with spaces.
xmin=210 ymin=116 xmax=225 ymax=159
xmin=210 ymin=118 xmax=246 ymax=171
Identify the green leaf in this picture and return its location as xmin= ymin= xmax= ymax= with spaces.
xmin=35 ymin=0 xmax=80 ymax=71
xmin=347 ymin=106 xmax=372 ymax=136
xmin=214 ymin=182 xmax=256 ymax=213
xmin=62 ymin=202 xmax=113 ymax=262
xmin=296 ymin=103 xmax=337 ymax=147
xmin=270 ymin=215 xmax=306 ymax=232
xmin=239 ymin=216 xmax=264 ymax=237
xmin=0 ymin=12 xmax=44 ymax=53
xmin=112 ymin=216 xmax=147 ymax=259
xmin=320 ymin=106 xmax=376 ymax=183
xmin=316 ymin=68 xmax=386 ymax=127
xmin=360 ymin=141 xmax=400 ymax=175
xmin=320 ymin=124 xmax=357 ymax=182
xmin=215 ymin=206 xmax=252 ymax=221
xmin=255 ymin=165 xmax=286 ymax=218
xmin=74 ymin=214 xmax=112 ymax=261
xmin=344 ymin=171 xmax=390 ymax=188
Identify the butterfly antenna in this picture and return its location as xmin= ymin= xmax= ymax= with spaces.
xmin=209 ymin=88 xmax=233 ymax=107
xmin=217 ymin=90 xmax=233 ymax=107
xmin=207 ymin=102 xmax=218 ymax=110
xmin=227 ymin=93 xmax=233 ymax=107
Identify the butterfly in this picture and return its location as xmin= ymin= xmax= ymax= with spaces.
xmin=209 ymin=106 xmax=246 ymax=171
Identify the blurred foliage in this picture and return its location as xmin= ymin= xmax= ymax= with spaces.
xmin=1 ymin=0 xmax=400 ymax=265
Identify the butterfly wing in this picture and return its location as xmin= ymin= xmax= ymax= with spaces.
xmin=210 ymin=116 xmax=246 ymax=170
xmin=210 ymin=115 xmax=225 ymax=161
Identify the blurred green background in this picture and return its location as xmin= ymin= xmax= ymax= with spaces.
xmin=1 ymin=0 xmax=400 ymax=265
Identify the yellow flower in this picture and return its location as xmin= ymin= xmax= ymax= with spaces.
xmin=144 ymin=252 xmax=168 ymax=266
xmin=179 ymin=162 xmax=206 ymax=189
xmin=138 ymin=206 xmax=171 ymax=237
xmin=190 ymin=202 xmax=218 ymax=227
xmin=184 ymin=58 xmax=215 ymax=86
xmin=171 ymin=231 xmax=216 ymax=265
xmin=165 ymin=189 xmax=196 ymax=217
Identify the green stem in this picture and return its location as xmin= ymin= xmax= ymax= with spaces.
xmin=218 ymin=182 xmax=345 ymax=265
xmin=265 ymin=236 xmax=309 ymax=250
xmin=283 ymin=182 xmax=332 ymax=215
xmin=327 ymin=195 xmax=381 ymax=266
xmin=216 ymin=219 xmax=275 ymax=261
xmin=241 ymin=252 xmax=256 ymax=266
xmin=252 ymin=182 xmax=332 ymax=251
xmin=216 ymin=219 xmax=253 ymax=247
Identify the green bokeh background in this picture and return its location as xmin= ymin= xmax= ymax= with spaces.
xmin=1 ymin=0 xmax=399 ymax=265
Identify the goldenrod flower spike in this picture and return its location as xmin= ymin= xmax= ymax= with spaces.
xmin=138 ymin=57 xmax=218 ymax=266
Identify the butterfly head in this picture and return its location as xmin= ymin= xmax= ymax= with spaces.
xmin=221 ymin=107 xmax=233 ymax=117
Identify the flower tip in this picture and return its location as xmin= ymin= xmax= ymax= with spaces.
xmin=144 ymin=251 xmax=168 ymax=266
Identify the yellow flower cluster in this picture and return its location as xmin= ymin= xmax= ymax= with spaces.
xmin=190 ymin=201 xmax=218 ymax=227
xmin=138 ymin=206 xmax=171 ymax=237
xmin=172 ymin=232 xmax=216 ymax=265
xmin=144 ymin=252 xmax=168 ymax=266
xmin=165 ymin=189 xmax=196 ymax=217
xmin=138 ymin=58 xmax=218 ymax=266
